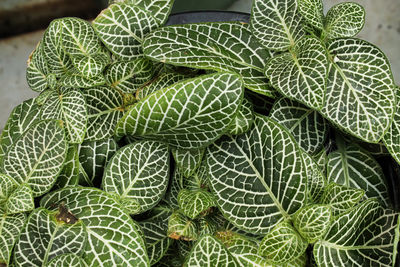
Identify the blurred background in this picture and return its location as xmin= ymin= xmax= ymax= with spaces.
xmin=0 ymin=0 xmax=399 ymax=127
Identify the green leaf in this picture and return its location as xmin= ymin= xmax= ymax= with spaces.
xmin=46 ymin=254 xmax=85 ymax=267
xmin=226 ymin=98 xmax=254 ymax=136
xmin=13 ymin=208 xmax=86 ymax=266
xmin=26 ymin=43 xmax=49 ymax=92
xmin=5 ymin=184 xmax=34 ymax=215
xmin=2 ymin=120 xmax=67 ymax=197
xmin=320 ymin=183 xmax=364 ymax=217
xmin=0 ymin=213 xmax=26 ymax=265
xmin=164 ymin=169 xmax=185 ymax=209
xmin=60 ymin=17 xmax=102 ymax=57
xmin=326 ymin=140 xmax=389 ymax=206
xmin=321 ymin=38 xmax=395 ymax=143
xmin=303 ymin=151 xmax=326 ymax=203
xmin=383 ymin=87 xmax=400 ymax=164
xmin=0 ymin=98 xmax=41 ymax=163
xmin=269 ymin=98 xmax=328 ymax=155
xmin=244 ymin=89 xmax=275 ymax=114
xmin=104 ymin=58 xmax=154 ymax=94
xmin=93 ymin=2 xmax=159 ymax=59
xmin=82 ymin=86 xmax=124 ymax=141
xmin=139 ymin=218 xmax=172 ymax=265
xmin=136 ymin=72 xmax=187 ymax=100
xmin=102 ymin=140 xmax=170 ymax=214
xmin=70 ymin=53 xmax=110 ymax=78
xmin=293 ymin=204 xmax=332 ymax=243
xmin=143 ymin=22 xmax=274 ymax=96
xmin=172 ymin=148 xmax=204 ymax=178
xmin=297 ymin=0 xmax=324 ymax=30
xmin=59 ymin=73 xmax=106 ymax=88
xmin=78 ymin=138 xmax=118 ymax=186
xmin=313 ymin=199 xmax=400 ymax=267
xmin=41 ymin=187 xmax=149 ymax=266
xmin=207 ymin=115 xmax=306 ymax=234
xmin=55 ymin=144 xmax=82 ymax=188
xmin=167 ymin=211 xmax=198 ymax=241
xmin=42 ymin=20 xmax=73 ymax=77
xmin=0 ymin=174 xmax=17 ymax=203
xmin=116 ymin=72 xmax=243 ymax=149
xmin=250 ymin=0 xmax=305 ymax=51
xmin=259 ymin=221 xmax=308 ymax=264
xmin=177 ymin=189 xmax=215 ymax=220
xmin=41 ymin=89 xmax=87 ymax=144
xmin=265 ymin=36 xmax=328 ymax=110
xmin=185 ymin=235 xmax=240 ymax=266
xmin=324 ymin=3 xmax=365 ymax=39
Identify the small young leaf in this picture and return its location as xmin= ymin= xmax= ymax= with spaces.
xmin=70 ymin=53 xmax=110 ymax=78
xmin=167 ymin=211 xmax=198 ymax=241
xmin=297 ymin=0 xmax=324 ymax=30
xmin=259 ymin=221 xmax=308 ymax=264
xmin=320 ymin=183 xmax=364 ymax=217
xmin=226 ymin=98 xmax=254 ymax=136
xmin=115 ymin=72 xmax=243 ymax=150
xmin=172 ymin=148 xmax=205 ymax=178
xmin=0 ymin=174 xmax=17 ymax=203
xmin=102 ymin=140 xmax=170 ymax=214
xmin=324 ymin=2 xmax=365 ymax=39
xmin=303 ymin=151 xmax=326 ymax=203
xmin=5 ymin=184 xmax=34 ymax=215
xmin=177 ymin=189 xmax=215 ymax=220
xmin=293 ymin=204 xmax=332 ymax=243
xmin=251 ymin=0 xmax=305 ymax=50
xmin=26 ymin=43 xmax=49 ymax=92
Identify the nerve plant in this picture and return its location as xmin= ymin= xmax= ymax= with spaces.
xmin=0 ymin=0 xmax=399 ymax=266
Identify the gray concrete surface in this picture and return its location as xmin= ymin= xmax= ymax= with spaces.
xmin=0 ymin=0 xmax=399 ymax=129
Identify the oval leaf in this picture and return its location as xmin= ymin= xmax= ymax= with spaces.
xmin=5 ymin=184 xmax=34 ymax=215
xmin=226 ymin=98 xmax=254 ymax=136
xmin=172 ymin=148 xmax=204 ymax=178
xmin=297 ymin=0 xmax=324 ymax=30
xmin=177 ymin=189 xmax=215 ymax=220
xmin=0 ymin=213 xmax=26 ymax=265
xmin=167 ymin=211 xmax=198 ymax=241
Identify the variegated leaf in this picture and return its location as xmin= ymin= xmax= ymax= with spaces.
xmin=43 ymin=20 xmax=73 ymax=77
xmin=177 ymin=189 xmax=215 ymax=220
xmin=321 ymin=38 xmax=395 ymax=143
xmin=303 ymin=151 xmax=326 ymax=203
xmin=5 ymin=184 xmax=34 ymax=215
xmin=41 ymin=89 xmax=87 ymax=144
xmin=227 ymin=98 xmax=254 ymax=136
xmin=46 ymin=254 xmax=85 ymax=267
xmin=0 ymin=98 xmax=41 ymax=163
xmin=251 ymin=0 xmax=305 ymax=51
xmin=0 ymin=174 xmax=17 ymax=204
xmin=244 ymin=89 xmax=275 ymax=114
xmin=83 ymin=86 xmax=124 ymax=141
xmin=13 ymin=208 xmax=86 ymax=266
xmin=270 ymin=98 xmax=328 ymax=155
xmin=383 ymin=87 xmax=400 ymax=164
xmin=297 ymin=0 xmax=324 ymax=30
xmin=167 ymin=211 xmax=198 ymax=241
xmin=207 ymin=115 xmax=306 ymax=234
xmin=293 ymin=204 xmax=332 ymax=243
xmin=143 ymin=22 xmax=274 ymax=96
xmin=327 ymin=139 xmax=389 ymax=206
xmin=314 ymin=199 xmax=400 ymax=267
xmin=78 ymin=138 xmax=118 ymax=186
xmin=26 ymin=43 xmax=49 ymax=92
xmin=93 ymin=2 xmax=159 ymax=59
xmin=109 ymin=0 xmax=174 ymax=25
xmin=164 ymin=168 xmax=185 ymax=209
xmin=0 ymin=213 xmax=26 ymax=266
xmin=185 ymin=235 xmax=240 ymax=267
xmin=59 ymin=73 xmax=106 ymax=88
xmin=41 ymin=187 xmax=149 ymax=266
xmin=265 ymin=36 xmax=328 ymax=109
xmin=103 ymin=140 xmax=170 ymax=214
xmin=2 ymin=120 xmax=67 ymax=197
xmin=259 ymin=221 xmax=308 ymax=264
xmin=116 ymin=72 xmax=243 ymax=149
xmin=70 ymin=53 xmax=110 ymax=78
xmin=55 ymin=144 xmax=82 ymax=188
xmin=320 ymin=183 xmax=364 ymax=217
xmin=104 ymin=58 xmax=154 ymax=94
xmin=324 ymin=3 xmax=365 ymax=39
xmin=136 ymin=72 xmax=187 ymax=100
xmin=172 ymin=148 xmax=204 ymax=178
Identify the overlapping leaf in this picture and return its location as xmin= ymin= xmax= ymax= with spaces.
xmin=41 ymin=187 xmax=149 ymax=266
xmin=41 ymin=89 xmax=87 ymax=144
xmin=70 ymin=53 xmax=110 ymax=78
xmin=270 ymin=98 xmax=327 ymax=154
xmin=303 ymin=151 xmax=326 ymax=203
xmin=164 ymin=169 xmax=185 ymax=209
xmin=259 ymin=221 xmax=308 ymax=264
xmin=104 ymin=58 xmax=154 ymax=94
xmin=383 ymin=87 xmax=400 ymax=164
xmin=321 ymin=38 xmax=395 ymax=143
xmin=172 ymin=148 xmax=204 ymax=178
xmin=83 ymin=86 xmax=124 ymax=141
xmin=177 ymin=189 xmax=215 ymax=219
xmin=167 ymin=211 xmax=198 ymax=241
xmin=115 ymin=72 xmax=243 ymax=149
xmin=324 ymin=3 xmax=365 ymax=39
xmin=26 ymin=42 xmax=49 ymax=92
xmin=207 ymin=115 xmax=306 ymax=234
xmin=13 ymin=208 xmax=86 ymax=266
xmin=265 ymin=36 xmax=328 ymax=109
xmin=313 ymin=199 xmax=400 ymax=267
xmin=251 ymin=0 xmax=305 ymax=50
xmin=2 ymin=120 xmax=67 ymax=197
xmin=0 ymin=174 xmax=17 ymax=204
xmin=103 ymin=140 xmax=170 ymax=214
xmin=136 ymin=72 xmax=187 ymax=100
xmin=297 ymin=0 xmax=324 ymax=30
xmin=5 ymin=184 xmax=34 ymax=214
xmin=93 ymin=2 xmax=159 ymax=59
xmin=55 ymin=145 xmax=82 ymax=188
xmin=0 ymin=213 xmax=26 ymax=265
xmin=143 ymin=22 xmax=274 ymax=96
xmin=46 ymin=254 xmax=85 ymax=267
xmin=227 ymin=98 xmax=254 ymax=136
